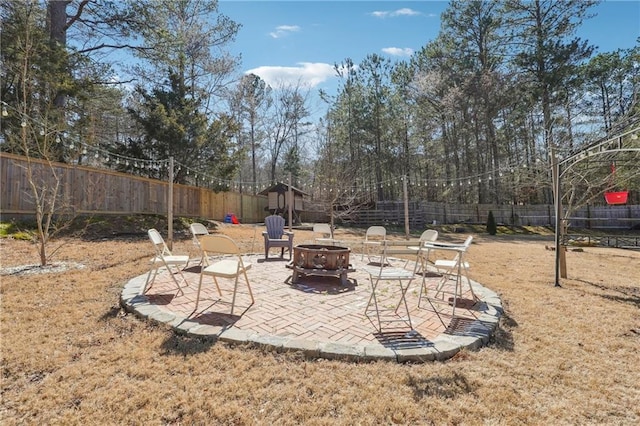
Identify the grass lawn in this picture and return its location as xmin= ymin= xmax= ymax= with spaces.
xmin=1 ymin=219 xmax=639 ymax=424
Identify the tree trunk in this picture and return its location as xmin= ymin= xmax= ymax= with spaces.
xmin=47 ymin=0 xmax=70 ymax=109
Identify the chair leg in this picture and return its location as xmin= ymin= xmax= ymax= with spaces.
xmin=394 ymin=279 xmax=413 ymax=330
xmin=165 ymin=263 xmax=187 ymax=296
xmin=211 ymin=276 xmax=223 ymax=296
xmin=144 ymin=263 xmax=186 ymax=296
xmin=230 ymin=275 xmax=239 ymax=316
xmin=193 ymin=273 xmax=205 ymax=314
xmin=141 ymin=266 xmax=158 ymax=295
xmin=461 ymin=262 xmax=478 ymax=301
xmin=418 ymin=272 xmax=428 ymax=309
xmin=243 ymin=269 xmax=255 ymax=306
xmin=365 ymin=278 xmax=383 ymax=332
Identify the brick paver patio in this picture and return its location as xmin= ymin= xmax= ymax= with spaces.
xmin=121 ymin=252 xmax=503 ymax=362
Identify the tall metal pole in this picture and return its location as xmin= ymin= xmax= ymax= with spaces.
xmin=168 ymin=156 xmax=174 ymax=250
xmin=403 ymin=175 xmax=410 ymax=239
xmin=551 ymin=149 xmax=561 ymax=287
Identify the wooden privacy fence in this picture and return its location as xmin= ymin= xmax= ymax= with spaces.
xmin=2 ymin=153 xmax=638 ymax=229
xmin=0 ymin=153 xmax=268 ymax=222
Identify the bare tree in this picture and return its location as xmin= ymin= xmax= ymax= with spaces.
xmin=311 ymin=118 xmax=371 ymax=228
xmin=263 ymin=80 xmax=312 ymax=183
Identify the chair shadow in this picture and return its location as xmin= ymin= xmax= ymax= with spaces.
xmin=443 ymin=316 xmax=494 ymax=337
xmin=183 ymin=265 xmax=203 ymax=274
xmin=364 ymin=260 xmax=393 ymax=267
xmin=190 ymin=307 xmax=242 ymax=327
xmin=373 ymin=330 xmax=434 ymax=350
xmin=189 ymin=299 xmax=252 ymax=323
xmin=145 ymin=293 xmax=177 ymax=305
xmin=450 ymin=297 xmax=480 ymax=310
xmin=415 ymin=271 xmax=443 ymax=278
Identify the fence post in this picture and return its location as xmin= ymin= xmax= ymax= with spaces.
xmin=288 ymin=172 xmax=293 ymax=231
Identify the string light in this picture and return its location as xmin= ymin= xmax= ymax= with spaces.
xmin=2 ymin=104 xmax=559 ymax=198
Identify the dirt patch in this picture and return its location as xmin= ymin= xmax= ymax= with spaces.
xmin=0 ymin=261 xmax=86 ymax=276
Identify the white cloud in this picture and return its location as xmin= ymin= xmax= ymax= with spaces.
xmin=371 ymin=8 xmax=421 ymax=18
xmin=371 ymin=11 xmax=389 ymax=18
xmin=246 ymin=62 xmax=335 ymax=88
xmin=382 ymin=47 xmax=414 ymax=57
xmin=269 ymin=25 xmax=301 ymax=39
xmin=392 ymin=8 xmax=420 ymax=17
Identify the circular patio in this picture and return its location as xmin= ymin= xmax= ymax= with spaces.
xmin=120 ymin=252 xmax=503 ymax=363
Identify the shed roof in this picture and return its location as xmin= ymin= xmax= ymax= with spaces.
xmin=258 ymin=182 xmax=309 ymax=196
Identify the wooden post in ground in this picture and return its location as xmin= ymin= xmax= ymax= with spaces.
xmin=288 ymin=172 xmax=293 ymax=231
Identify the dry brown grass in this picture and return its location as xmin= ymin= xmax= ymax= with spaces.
xmin=1 ymin=222 xmax=639 ymax=425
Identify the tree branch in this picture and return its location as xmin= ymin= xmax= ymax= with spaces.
xmin=77 ymin=43 xmax=152 ymax=54
xmin=64 ymin=0 xmax=90 ymax=31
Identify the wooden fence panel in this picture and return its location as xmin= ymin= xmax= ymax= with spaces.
xmin=0 ymin=153 xmax=268 ymax=221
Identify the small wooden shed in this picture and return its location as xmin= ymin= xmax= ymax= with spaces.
xmin=259 ymin=182 xmax=307 ymax=222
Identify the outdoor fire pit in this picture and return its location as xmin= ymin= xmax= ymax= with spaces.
xmin=287 ymin=244 xmax=355 ymax=285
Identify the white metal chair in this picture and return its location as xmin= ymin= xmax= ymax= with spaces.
xmin=313 ymin=223 xmax=335 ymax=245
xmin=142 ymin=228 xmax=190 ymax=295
xmin=419 ymin=236 xmax=476 ymax=320
xmin=190 ymin=222 xmax=210 ymax=265
xmin=362 ymin=242 xmax=415 ymax=332
xmin=262 ymin=215 xmax=294 ymax=260
xmin=361 ymin=225 xmax=386 ymax=262
xmin=407 ymin=229 xmax=439 ymax=272
xmin=194 ymin=234 xmax=254 ymax=316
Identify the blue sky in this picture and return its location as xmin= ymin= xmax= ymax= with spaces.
xmin=220 ymin=0 xmax=639 ymax=110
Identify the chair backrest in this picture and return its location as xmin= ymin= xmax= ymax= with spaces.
xmin=190 ymin=223 xmax=209 ymax=245
xmin=265 ymin=215 xmax=285 ymax=239
xmin=190 ymin=222 xmax=208 ymax=237
xmin=199 ymin=234 xmax=241 ymax=256
xmin=419 ymin=229 xmax=438 ymax=245
xmin=365 ymin=226 xmax=386 ymax=241
xmin=148 ymin=228 xmax=171 ymax=256
xmin=313 ymin=223 xmax=333 ymax=238
xmin=462 ymin=235 xmax=473 ymax=250
xmin=448 ymin=236 xmax=473 ymax=262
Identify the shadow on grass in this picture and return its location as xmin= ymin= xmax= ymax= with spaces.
xmin=160 ymin=333 xmax=217 ymax=356
xmin=100 ymin=305 xmax=122 ymax=321
xmin=575 ymin=279 xmax=640 ymax=309
xmin=488 ymin=310 xmax=517 ymax=351
xmin=406 ymin=371 xmax=476 ymax=400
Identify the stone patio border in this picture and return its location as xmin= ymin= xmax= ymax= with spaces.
xmin=120 ymin=260 xmax=503 ymax=363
